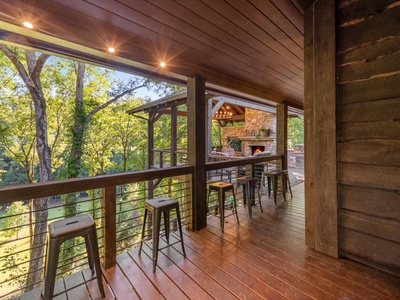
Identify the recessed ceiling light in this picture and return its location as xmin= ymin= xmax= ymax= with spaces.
xmin=23 ymin=21 xmax=33 ymax=29
xmin=108 ymin=47 xmax=115 ymax=53
xmin=160 ymin=62 xmax=166 ymax=68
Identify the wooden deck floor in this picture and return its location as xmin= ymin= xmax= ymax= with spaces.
xmin=20 ymin=183 xmax=400 ymax=300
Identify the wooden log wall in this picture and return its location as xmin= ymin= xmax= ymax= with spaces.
xmin=337 ymin=0 xmax=400 ymax=275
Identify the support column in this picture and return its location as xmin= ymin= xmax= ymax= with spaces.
xmin=187 ymin=74 xmax=207 ymax=230
xmin=304 ymin=0 xmax=338 ymax=258
xmin=171 ymin=106 xmax=178 ymax=166
xmin=276 ymin=104 xmax=288 ymax=171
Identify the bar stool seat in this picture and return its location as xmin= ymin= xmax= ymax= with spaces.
xmin=236 ymin=176 xmax=263 ymax=218
xmin=43 ymin=214 xmax=105 ymax=300
xmin=207 ymin=182 xmax=239 ymax=232
xmin=138 ymin=197 xmax=186 ymax=272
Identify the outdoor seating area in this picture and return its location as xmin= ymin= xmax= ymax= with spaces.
xmin=15 ymin=182 xmax=400 ymax=300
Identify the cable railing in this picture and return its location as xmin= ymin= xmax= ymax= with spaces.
xmin=0 ymin=166 xmax=193 ymax=299
xmin=0 ymin=154 xmax=281 ymax=299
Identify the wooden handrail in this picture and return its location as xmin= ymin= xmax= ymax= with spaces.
xmin=0 ymin=165 xmax=194 ymax=204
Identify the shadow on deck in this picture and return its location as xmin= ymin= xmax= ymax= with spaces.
xmin=18 ymin=183 xmax=400 ymax=300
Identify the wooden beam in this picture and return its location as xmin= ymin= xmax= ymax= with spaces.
xmin=304 ymin=0 xmax=338 ymax=258
xmin=157 ymin=109 xmax=187 ymax=116
xmin=276 ymin=104 xmax=288 ymax=170
xmin=171 ymin=106 xmax=178 ymax=166
xmin=211 ymin=96 xmax=276 ymax=113
xmin=101 ymin=186 xmax=116 ymax=269
xmin=187 ymin=74 xmax=207 ymax=231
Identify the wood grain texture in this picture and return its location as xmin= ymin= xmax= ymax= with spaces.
xmin=338 ymin=51 xmax=400 ymax=83
xmin=338 ymin=140 xmax=400 ymax=166
xmin=338 ymin=35 xmax=400 ymax=65
xmin=337 ymin=0 xmax=396 ymax=26
xmin=339 ymin=184 xmax=400 ymax=220
xmin=303 ymin=2 xmax=316 ymax=249
xmin=312 ymin=0 xmax=338 ymax=257
xmin=338 ymin=120 xmax=400 ymax=141
xmin=338 ymin=162 xmax=400 ymax=191
xmin=340 ymin=210 xmax=400 ymax=243
xmin=337 ymin=3 xmax=400 ymax=52
xmin=340 ymin=228 xmax=400 ymax=273
xmin=337 ymin=98 xmax=400 ymax=122
xmin=338 ymin=73 xmax=400 ymax=104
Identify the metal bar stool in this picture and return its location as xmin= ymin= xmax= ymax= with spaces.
xmin=260 ymin=171 xmax=286 ymax=205
xmin=138 ymin=197 xmax=186 ymax=272
xmin=236 ymin=176 xmax=263 ymax=218
xmin=207 ymin=181 xmax=239 ymax=232
xmin=43 ymin=214 xmax=105 ymax=300
xmin=281 ymin=170 xmax=293 ymax=198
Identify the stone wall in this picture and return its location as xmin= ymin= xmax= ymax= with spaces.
xmin=222 ymin=108 xmax=276 ymax=156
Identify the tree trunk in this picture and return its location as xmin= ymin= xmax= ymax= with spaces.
xmin=0 ymin=46 xmax=52 ymax=291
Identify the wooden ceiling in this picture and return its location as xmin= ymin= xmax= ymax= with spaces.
xmin=0 ymin=0 xmax=312 ymax=107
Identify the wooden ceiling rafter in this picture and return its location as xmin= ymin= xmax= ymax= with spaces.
xmin=0 ymin=0 xmax=307 ymax=107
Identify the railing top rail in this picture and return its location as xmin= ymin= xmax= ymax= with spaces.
xmin=206 ymin=154 xmax=283 ymax=171
xmin=0 ymin=165 xmax=194 ymax=204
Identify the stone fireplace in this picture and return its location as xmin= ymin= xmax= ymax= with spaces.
xmin=250 ymin=145 xmax=266 ymax=155
xmin=221 ymin=108 xmax=276 ymax=156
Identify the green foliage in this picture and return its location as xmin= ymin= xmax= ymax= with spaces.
xmin=0 ymin=245 xmax=28 ymax=289
xmin=288 ymin=116 xmax=304 ymax=149
xmin=1 ymin=202 xmax=29 ymax=239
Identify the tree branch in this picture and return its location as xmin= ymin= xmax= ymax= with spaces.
xmin=86 ymin=83 xmax=147 ymax=122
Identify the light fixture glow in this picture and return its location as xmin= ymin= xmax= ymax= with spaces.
xmin=160 ymin=62 xmax=166 ymax=68
xmin=23 ymin=21 xmax=33 ymax=29
xmin=108 ymin=47 xmax=115 ymax=53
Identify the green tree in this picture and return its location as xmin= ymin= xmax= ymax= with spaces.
xmin=287 ymin=116 xmax=304 ymax=149
xmin=1 ymin=45 xmax=52 ymax=291
xmin=2 ymin=202 xmax=29 ymax=239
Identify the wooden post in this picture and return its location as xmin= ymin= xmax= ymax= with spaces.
xmin=171 ymin=106 xmax=178 ymax=166
xmin=304 ymin=0 xmax=338 ymax=258
xmin=187 ymin=74 xmax=207 ymax=231
xmin=207 ymin=98 xmax=213 ymax=155
xmin=276 ymin=104 xmax=288 ymax=171
xmin=101 ymin=186 xmax=116 ymax=269
xmin=148 ymin=112 xmax=155 ymax=199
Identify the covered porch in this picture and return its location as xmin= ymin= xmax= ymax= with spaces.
xmin=17 ymin=183 xmax=400 ymax=300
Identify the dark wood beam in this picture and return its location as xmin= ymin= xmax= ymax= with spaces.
xmin=187 ymin=74 xmax=207 ymax=231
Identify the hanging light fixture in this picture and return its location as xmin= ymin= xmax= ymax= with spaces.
xmin=214 ymin=106 xmax=233 ymax=119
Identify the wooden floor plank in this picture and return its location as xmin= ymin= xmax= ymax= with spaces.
xmin=64 ymin=272 xmax=91 ymax=300
xmin=127 ymin=247 xmax=190 ymax=300
xmin=102 ymin=264 xmax=140 ymax=300
xmin=16 ymin=183 xmax=400 ymax=300
xmin=165 ymin=241 xmax=239 ymax=300
xmin=117 ymin=252 xmax=164 ymax=300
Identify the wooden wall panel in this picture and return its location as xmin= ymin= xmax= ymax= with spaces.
xmin=337 ymin=3 xmax=400 ymax=52
xmin=338 ymin=162 xmax=400 ymax=191
xmin=340 ymin=210 xmax=400 ymax=244
xmin=339 ymin=185 xmax=400 ymax=220
xmin=338 ymin=140 xmax=400 ymax=166
xmin=337 ymin=0 xmax=400 ymax=275
xmin=337 ymin=74 xmax=400 ymax=104
xmin=337 ymin=98 xmax=400 ymax=122
xmin=340 ymin=228 xmax=400 ymax=275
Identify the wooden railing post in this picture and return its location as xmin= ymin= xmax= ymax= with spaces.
xmin=101 ymin=186 xmax=116 ymax=269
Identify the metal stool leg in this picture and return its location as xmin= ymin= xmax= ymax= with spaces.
xmin=232 ymin=189 xmax=240 ymax=224
xmin=164 ymin=210 xmax=170 ymax=243
xmin=88 ymin=229 xmax=105 ymax=298
xmin=175 ymin=205 xmax=186 ymax=257
xmin=152 ymin=209 xmax=162 ymax=272
xmin=138 ymin=209 xmax=148 ymax=255
xmin=43 ymin=239 xmax=61 ymax=300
